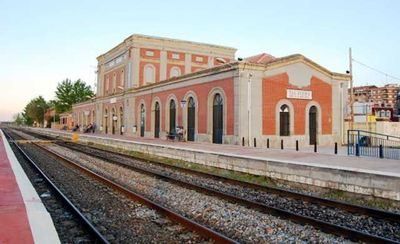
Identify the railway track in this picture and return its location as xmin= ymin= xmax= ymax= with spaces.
xmin=4 ymin=129 xmax=236 ymax=243
xmin=2 ymin=130 xmax=109 ymax=244
xmin=11 ymin=128 xmax=400 ymax=243
xmin=58 ymin=141 xmax=400 ymax=243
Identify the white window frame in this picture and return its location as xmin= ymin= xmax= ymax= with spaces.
xmin=144 ymin=64 xmax=156 ymax=84
xmin=170 ymin=66 xmax=181 ymax=78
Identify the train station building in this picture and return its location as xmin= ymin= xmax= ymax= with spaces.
xmin=70 ymin=34 xmax=350 ymax=147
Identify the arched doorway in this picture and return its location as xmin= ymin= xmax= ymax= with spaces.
xmin=104 ymin=109 xmax=108 ymax=134
xmin=212 ymin=93 xmax=223 ymax=144
xmin=187 ymin=97 xmax=195 ymax=141
xmin=309 ymin=106 xmax=317 ymax=145
xmin=111 ymin=108 xmax=116 ymax=135
xmin=279 ymin=105 xmax=290 ymax=136
xmin=119 ymin=107 xmax=124 ymax=135
xmin=154 ymin=102 xmax=160 ymax=138
xmin=169 ymin=100 xmax=176 ymax=133
xmin=140 ymin=104 xmax=145 ymax=137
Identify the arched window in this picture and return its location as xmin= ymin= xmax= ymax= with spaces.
xmin=111 ymin=107 xmax=116 ymax=134
xmin=113 ymin=73 xmax=116 ymax=92
xmin=280 ymin=105 xmax=290 ymax=136
xmin=170 ymin=67 xmax=181 ymax=78
xmin=386 ymin=110 xmax=391 ymax=117
xmin=212 ymin=93 xmax=223 ymax=144
xmin=154 ymin=102 xmax=160 ymax=138
xmin=105 ymin=77 xmax=109 ymax=92
xmin=144 ymin=65 xmax=155 ymax=83
xmin=169 ymin=100 xmax=176 ymax=133
xmin=309 ymin=106 xmax=317 ymax=145
xmin=187 ymin=97 xmax=196 ymax=141
xmin=121 ymin=70 xmax=124 ymax=87
xmin=140 ymin=104 xmax=145 ymax=137
xmin=119 ymin=106 xmax=123 ymax=129
xmin=380 ymin=110 xmax=385 ymax=117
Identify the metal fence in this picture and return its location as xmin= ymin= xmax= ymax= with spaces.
xmin=347 ymin=130 xmax=400 ymax=160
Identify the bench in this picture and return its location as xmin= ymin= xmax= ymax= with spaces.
xmin=166 ymin=131 xmax=183 ymax=141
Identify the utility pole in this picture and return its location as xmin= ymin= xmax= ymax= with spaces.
xmin=349 ymin=48 xmax=354 ymax=130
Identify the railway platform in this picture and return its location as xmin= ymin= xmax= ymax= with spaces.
xmin=0 ymin=130 xmax=59 ymax=243
xmin=24 ymin=127 xmax=400 ymax=201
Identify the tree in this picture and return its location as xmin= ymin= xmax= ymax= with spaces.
xmin=13 ymin=113 xmax=24 ymax=125
xmin=23 ymin=96 xmax=49 ymax=126
xmin=22 ymin=112 xmax=33 ymax=126
xmin=54 ymin=79 xmax=94 ymax=113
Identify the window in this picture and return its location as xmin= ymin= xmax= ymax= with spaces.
xmin=144 ymin=65 xmax=155 ymax=83
xmin=170 ymin=67 xmax=181 ymax=78
xmin=121 ymin=70 xmax=124 ymax=87
xmin=172 ymin=53 xmax=180 ymax=59
xmin=113 ymin=73 xmax=116 ymax=92
xmin=195 ymin=56 xmax=203 ymax=62
xmin=212 ymin=93 xmax=223 ymax=144
xmin=105 ymin=77 xmax=109 ymax=91
xmin=279 ymin=105 xmax=290 ymax=136
xmin=145 ymin=50 xmax=154 ymax=57
xmin=140 ymin=104 xmax=145 ymax=137
xmin=169 ymin=100 xmax=176 ymax=133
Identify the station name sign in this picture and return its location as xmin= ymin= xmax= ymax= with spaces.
xmin=286 ymin=89 xmax=312 ymax=100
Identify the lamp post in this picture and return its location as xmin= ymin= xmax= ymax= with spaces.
xmin=247 ymin=73 xmax=252 ymax=146
xmin=180 ymin=99 xmax=187 ymax=109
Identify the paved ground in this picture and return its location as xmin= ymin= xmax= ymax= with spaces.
xmin=0 ymin=130 xmax=59 ymax=243
xmin=49 ymin=129 xmax=400 ymax=177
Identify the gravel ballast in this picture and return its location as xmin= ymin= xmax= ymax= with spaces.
xmin=46 ymin=143 xmax=351 ymax=243
xmin=60 ymin=141 xmax=400 ymax=242
xmin=19 ymin=142 xmax=208 ymax=243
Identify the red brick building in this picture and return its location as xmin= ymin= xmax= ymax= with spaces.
xmin=70 ymin=34 xmax=350 ymax=147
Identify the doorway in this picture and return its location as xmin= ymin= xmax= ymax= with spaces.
xmin=309 ymin=106 xmax=317 ymax=145
xmin=154 ymin=102 xmax=160 ymax=138
xmin=187 ymin=97 xmax=195 ymax=141
xmin=212 ymin=93 xmax=223 ymax=144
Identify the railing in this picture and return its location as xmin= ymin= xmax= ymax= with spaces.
xmin=347 ymin=130 xmax=400 ymax=160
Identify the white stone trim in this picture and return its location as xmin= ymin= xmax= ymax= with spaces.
xmin=169 ymin=66 xmax=181 ymax=78
xmin=137 ymin=99 xmax=146 ymax=136
xmin=182 ymin=91 xmax=199 ymax=141
xmin=165 ymin=94 xmax=179 ymax=132
xmin=160 ymin=50 xmax=167 ymax=81
xmin=305 ymin=101 xmax=322 ymax=143
xmin=144 ymin=63 xmax=156 ymax=84
xmin=275 ymin=99 xmax=295 ymax=136
xmin=151 ymin=97 xmax=162 ymax=138
xmin=184 ymin=53 xmax=191 ymax=74
xmin=207 ymin=87 xmax=228 ymax=142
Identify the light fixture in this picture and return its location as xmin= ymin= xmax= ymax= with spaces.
xmin=180 ymin=99 xmax=187 ymax=108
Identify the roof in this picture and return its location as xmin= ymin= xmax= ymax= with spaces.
xmin=97 ymin=34 xmax=237 ymax=60
xmin=244 ymin=53 xmax=276 ymax=64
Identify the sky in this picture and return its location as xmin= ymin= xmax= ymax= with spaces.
xmin=1 ymin=0 xmax=399 ymax=121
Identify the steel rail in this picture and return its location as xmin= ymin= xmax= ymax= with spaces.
xmin=58 ymin=140 xmax=400 ymax=244
xmin=30 ymin=141 xmax=237 ymax=244
xmin=60 ymin=140 xmax=400 ymax=222
xmin=2 ymin=130 xmax=110 ymax=244
xmin=13 ymin=128 xmax=400 ymax=243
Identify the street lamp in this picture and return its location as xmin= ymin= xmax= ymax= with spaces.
xmin=180 ymin=99 xmax=187 ymax=108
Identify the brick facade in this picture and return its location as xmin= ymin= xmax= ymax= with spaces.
xmin=71 ymin=35 xmax=349 ymax=146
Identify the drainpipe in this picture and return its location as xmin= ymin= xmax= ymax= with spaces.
xmin=247 ymin=73 xmax=253 ymax=146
